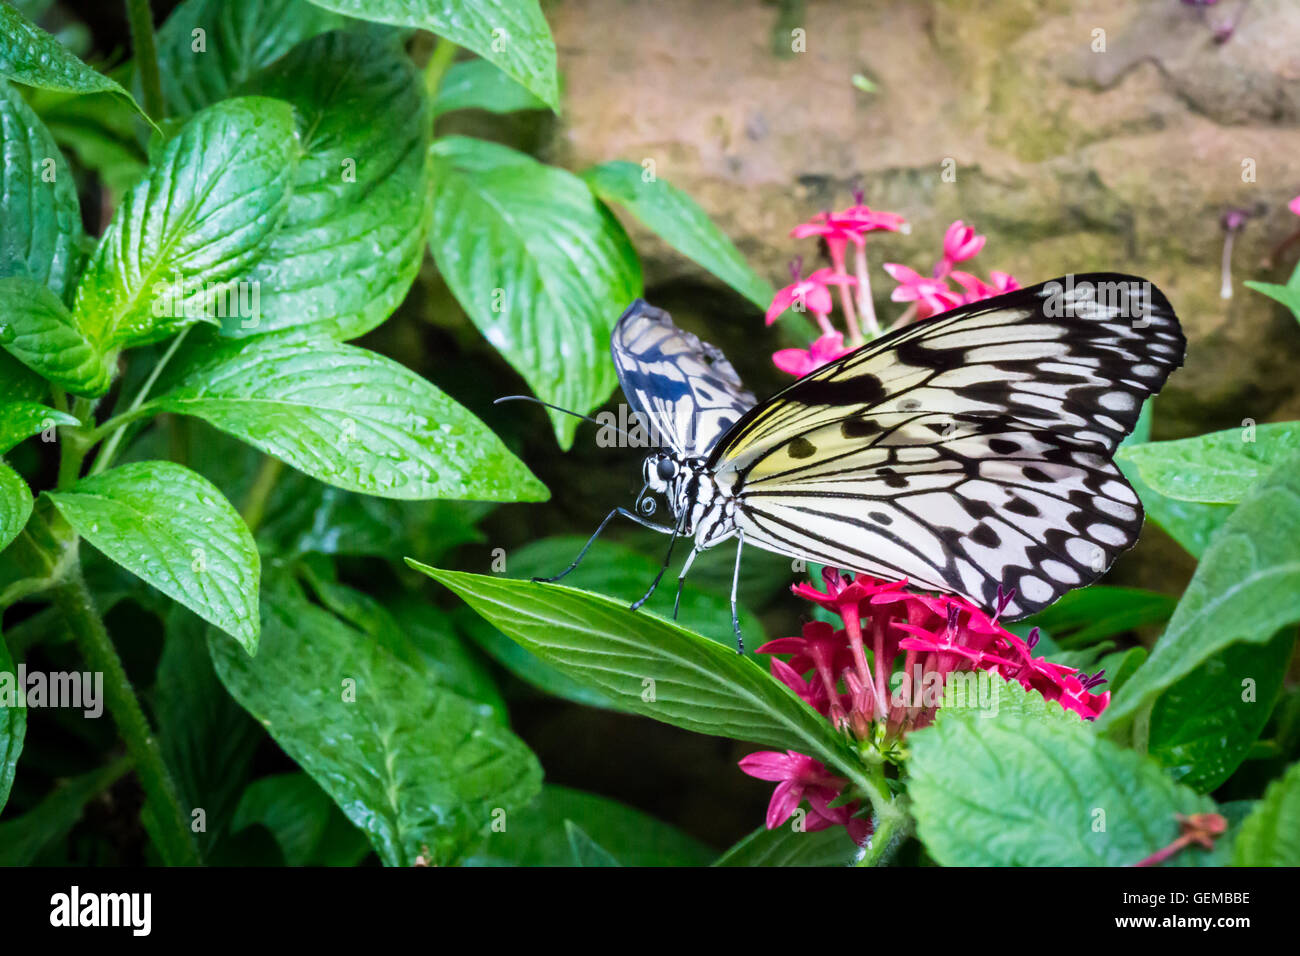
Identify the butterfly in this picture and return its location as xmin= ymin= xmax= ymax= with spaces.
xmin=534 ymin=273 xmax=1185 ymax=651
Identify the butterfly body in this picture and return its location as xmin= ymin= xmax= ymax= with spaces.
xmin=542 ymin=274 xmax=1185 ymax=648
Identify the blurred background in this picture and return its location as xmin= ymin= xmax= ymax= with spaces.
xmin=21 ymin=0 xmax=1300 ymax=857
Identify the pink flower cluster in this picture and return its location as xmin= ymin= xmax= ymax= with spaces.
xmin=766 ymin=196 xmax=1020 ymax=377
xmin=739 ymin=568 xmax=1109 ymax=844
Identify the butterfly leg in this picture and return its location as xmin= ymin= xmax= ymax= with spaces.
xmin=630 ymin=512 xmax=687 ymax=611
xmin=533 ymin=507 xmax=676 ymax=584
xmin=730 ymin=532 xmax=745 ymax=654
xmin=672 ymin=547 xmax=702 ymax=620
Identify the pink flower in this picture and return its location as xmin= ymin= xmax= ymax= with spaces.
xmin=1289 ymin=195 xmax=1300 ymax=217
xmin=950 ymin=270 xmax=1021 ymax=304
xmin=737 ymin=750 xmax=871 ymax=844
xmin=766 ymin=269 xmax=835 ymax=324
xmin=883 ymin=262 xmax=962 ymax=318
xmin=939 ymin=220 xmax=986 ymax=272
xmin=771 ymin=331 xmax=853 ymax=377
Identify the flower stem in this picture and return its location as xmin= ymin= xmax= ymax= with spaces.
xmin=854 ymin=244 xmax=880 ymax=339
xmin=52 ymin=564 xmax=199 ymax=865
xmin=424 ymin=35 xmax=458 ymax=108
xmin=124 ymin=0 xmax=165 ymax=120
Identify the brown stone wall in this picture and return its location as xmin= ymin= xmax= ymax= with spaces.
xmin=543 ymin=0 xmax=1300 ymax=431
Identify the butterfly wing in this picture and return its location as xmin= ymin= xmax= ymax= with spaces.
xmin=612 ymin=300 xmax=757 ymax=457
xmin=710 ymin=273 xmax=1185 ymax=618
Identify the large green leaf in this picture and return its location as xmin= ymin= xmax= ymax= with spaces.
xmin=1099 ymin=460 xmax=1300 ymax=732
xmin=232 ymin=30 xmax=430 ymax=339
xmin=209 ymin=584 xmax=542 ymax=866
xmin=0 ymin=627 xmax=24 ymax=812
xmin=908 ymin=703 xmax=1218 ymax=866
xmin=305 ymin=0 xmax=559 ymax=110
xmin=153 ymin=607 xmax=264 ymax=856
xmin=1018 ymin=586 xmax=1176 ymax=649
xmin=230 ymin=771 xmax=369 ymax=866
xmin=1233 ymin=760 xmax=1300 ymax=866
xmin=0 ymin=756 xmax=132 ymax=865
xmin=0 ymin=460 xmax=32 ymax=553
xmin=71 ymin=97 xmax=299 ymax=351
xmin=143 ymin=331 xmax=547 ymax=501
xmin=1148 ymin=630 xmax=1295 ymax=793
xmin=0 ymin=277 xmax=115 ymax=395
xmin=469 ymin=784 xmax=714 ymax=867
xmin=503 ymin=536 xmax=766 ymax=652
xmin=428 ymin=137 xmax=642 ymax=447
xmin=0 ymin=79 xmax=81 ymax=298
xmin=1121 ymin=459 xmax=1233 ymax=560
xmin=583 ymin=161 xmax=775 ymax=310
xmin=47 ymin=461 xmax=261 ymax=651
xmin=714 ymin=824 xmax=861 ymax=867
xmin=0 ymin=3 xmax=143 ymax=114
xmin=1118 ymin=423 xmax=1300 ymax=504
xmin=155 ymin=0 xmax=347 ymax=117
xmin=431 ymin=57 xmax=547 ymax=117
xmin=411 ymin=566 xmax=875 ymax=796
xmin=0 ymin=401 xmax=77 ymax=453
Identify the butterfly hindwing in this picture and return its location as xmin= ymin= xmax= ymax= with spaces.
xmin=708 ymin=273 xmax=1184 ymax=618
xmin=612 ymin=300 xmax=756 ymax=457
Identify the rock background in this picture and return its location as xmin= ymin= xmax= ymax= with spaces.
xmin=539 ymin=0 xmax=1300 ymax=434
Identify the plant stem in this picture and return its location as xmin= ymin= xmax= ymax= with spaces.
xmin=57 ymin=397 xmax=97 ymax=489
xmin=125 ymin=0 xmax=166 ymax=120
xmin=423 ymin=35 xmax=458 ymax=103
xmin=52 ymin=565 xmax=199 ymax=865
xmin=240 ymin=455 xmax=284 ymax=533
xmin=91 ymin=327 xmax=191 ymax=477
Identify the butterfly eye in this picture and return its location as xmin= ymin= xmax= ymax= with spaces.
xmin=656 ymin=458 xmax=677 ymax=481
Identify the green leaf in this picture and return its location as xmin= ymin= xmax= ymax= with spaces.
xmin=1099 ymin=460 xmax=1300 ymax=732
xmin=209 ymin=583 xmax=542 ymax=866
xmin=231 ymin=30 xmax=431 ymax=339
xmin=0 ymin=460 xmax=32 ymax=553
xmin=153 ymin=606 xmax=264 ymax=856
xmin=0 ymin=400 xmax=76 ymax=453
xmin=410 ymin=566 xmax=876 ymax=796
xmin=714 ymin=824 xmax=860 ymax=867
xmin=454 ymin=604 xmax=618 ymax=711
xmin=305 ymin=0 xmax=560 ymax=110
xmin=1018 ymin=585 xmax=1177 ymax=649
xmin=71 ymin=96 xmax=299 ymax=351
xmin=503 ymin=536 xmax=766 ymax=653
xmin=0 ymin=79 xmax=82 ymax=299
xmin=0 ymin=349 xmax=48 ymax=403
xmin=468 ymin=784 xmax=713 ymax=866
xmin=428 ymin=137 xmax=642 ymax=447
xmin=144 ymin=332 xmax=547 ymax=501
xmin=1148 ymin=630 xmax=1295 ymax=793
xmin=1120 ymin=458 xmax=1233 ymax=560
xmin=0 ymin=277 xmax=114 ymax=395
xmin=47 ymin=461 xmax=261 ymax=651
xmin=431 ymin=57 xmax=548 ymax=117
xmin=25 ymin=88 xmax=147 ymax=196
xmin=1233 ymin=760 xmax=1300 ymax=865
xmin=230 ymin=771 xmax=369 ymax=866
xmin=155 ymin=0 xmax=347 ymax=117
xmin=908 ymin=707 xmax=1218 ymax=866
xmin=1118 ymin=423 xmax=1300 ymax=504
xmin=0 ymin=3 xmax=144 ymax=116
xmin=565 ymin=820 xmax=622 ymax=866
xmin=0 ymin=756 xmax=132 ymax=865
xmin=582 ymin=161 xmax=775 ymax=310
xmin=1245 ymin=261 xmax=1300 ymax=320
xmin=0 ymin=627 xmax=25 ymax=812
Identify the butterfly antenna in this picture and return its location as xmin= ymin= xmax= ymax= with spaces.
xmin=493 ymin=395 xmax=633 ymax=440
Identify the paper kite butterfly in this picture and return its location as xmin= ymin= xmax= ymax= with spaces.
xmin=525 ymin=273 xmax=1185 ymax=651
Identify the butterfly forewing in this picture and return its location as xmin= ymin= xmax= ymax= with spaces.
xmin=706 ymin=273 xmax=1184 ymax=618
xmin=612 ymin=300 xmax=757 ymax=457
